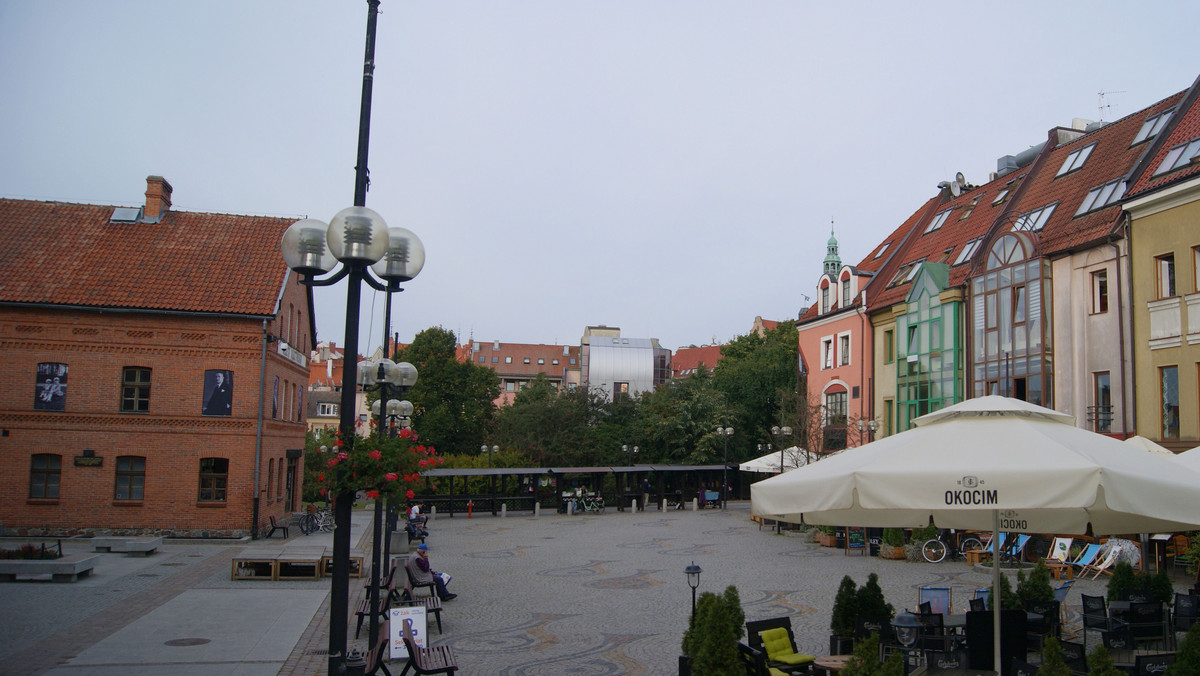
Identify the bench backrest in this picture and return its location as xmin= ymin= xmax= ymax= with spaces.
xmin=401 ymin=618 xmax=430 ymax=667
xmin=367 ymin=620 xmax=389 ymax=672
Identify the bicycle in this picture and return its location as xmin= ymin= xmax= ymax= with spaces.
xmin=577 ymin=493 xmax=605 ymax=514
xmin=921 ymin=529 xmax=983 ymax=563
xmin=298 ymin=504 xmax=336 ymax=535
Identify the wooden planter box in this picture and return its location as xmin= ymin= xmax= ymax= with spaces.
xmin=818 ymin=533 xmax=838 ymax=547
xmin=878 ymin=544 xmax=906 ymax=559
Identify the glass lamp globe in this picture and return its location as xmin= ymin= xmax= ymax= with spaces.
xmin=371 ymin=226 xmax=426 ymax=282
xmin=397 ymin=400 xmax=414 ymax=417
xmin=326 ymin=206 xmax=389 ymax=264
xmin=281 ymin=218 xmax=336 ymax=275
xmin=394 ymin=361 xmax=418 ymax=389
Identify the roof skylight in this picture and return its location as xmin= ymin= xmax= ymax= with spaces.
xmin=1153 ymin=138 xmax=1200 ymax=176
xmin=1056 ymin=143 xmax=1096 ymax=177
xmin=924 ymin=210 xmax=951 ymax=234
xmin=1133 ymin=109 xmax=1174 ymax=146
xmin=1012 ymin=203 xmax=1058 ymax=232
xmin=1075 ymin=179 xmax=1126 ymax=216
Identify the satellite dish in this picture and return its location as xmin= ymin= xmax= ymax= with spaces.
xmin=949 ymin=181 xmax=961 ymax=197
xmin=956 ymin=172 xmax=967 ymax=187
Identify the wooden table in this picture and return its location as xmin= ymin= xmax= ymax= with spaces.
xmin=813 ymin=654 xmax=854 ymax=675
xmin=1044 ymin=561 xmax=1073 ymax=580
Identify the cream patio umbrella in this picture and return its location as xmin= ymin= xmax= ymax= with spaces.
xmin=739 ymin=446 xmax=810 ymax=473
xmin=1123 ymin=435 xmax=1176 ymax=455
xmin=751 ymin=396 xmax=1200 ymax=673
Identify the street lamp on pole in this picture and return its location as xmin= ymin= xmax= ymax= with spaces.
xmin=481 ymin=444 xmax=499 ymax=468
xmin=622 ymin=444 xmax=639 ymax=466
xmin=684 ymin=561 xmax=702 ymax=627
xmin=716 ymin=426 xmax=733 ymax=509
xmin=856 ymin=418 xmax=878 ymax=446
xmin=771 ymin=425 xmax=793 ymax=473
xmin=278 ymin=3 xmax=427 ymax=670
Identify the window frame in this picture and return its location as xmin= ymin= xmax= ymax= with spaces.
xmin=1092 ymin=372 xmax=1112 ymax=434
xmin=198 ymin=457 xmax=229 ymax=503
xmin=822 ymin=338 xmax=834 ymax=370
xmin=883 ymin=329 xmax=895 ymax=365
xmin=838 ymin=332 xmax=851 ymax=366
xmin=1160 ymin=365 xmax=1179 ymax=439
xmin=1157 ymin=254 xmax=1176 ymax=298
xmin=1133 ymin=109 xmax=1173 ymax=146
xmin=1012 ymin=203 xmax=1058 ymax=232
xmin=954 ymin=237 xmax=983 ymax=266
xmin=1056 ymin=143 xmax=1096 ymax=176
xmin=1091 ymin=269 xmax=1109 ymax=314
xmin=115 ymin=455 xmax=146 ymax=501
xmin=30 ymin=453 xmax=62 ymax=500
xmin=1153 ymin=138 xmax=1200 ymax=176
xmin=120 ymin=366 xmax=152 ymax=413
xmin=1075 ymin=179 xmax=1126 ymax=216
xmin=924 ymin=209 xmax=951 ymax=234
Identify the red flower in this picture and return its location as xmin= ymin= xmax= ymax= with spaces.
xmin=333 ymin=439 xmax=344 ymax=447
xmin=337 ymin=452 xmax=348 ymax=460
xmin=418 ymin=459 xmax=428 ymax=468
xmin=319 ymin=488 xmax=327 ymax=495
xmin=416 ymin=445 xmax=426 ymax=454
xmin=405 ymin=489 xmax=415 ymax=500
xmin=366 ymin=490 xmax=379 ymax=499
xmin=398 ymin=428 xmax=413 ymax=439
xmin=327 ymin=458 xmax=340 ymax=468
xmin=368 ymin=450 xmax=382 ymax=460
xmin=385 ymin=472 xmax=398 ymax=482
xmin=318 ymin=473 xmax=325 ymax=482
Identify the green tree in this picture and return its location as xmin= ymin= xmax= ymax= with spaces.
xmin=1037 ymin=637 xmax=1070 ymax=676
xmin=856 ymin=573 xmax=895 ymax=621
xmin=633 ymin=368 xmax=728 ymax=464
xmin=1167 ymin=623 xmax=1200 ymax=675
xmin=493 ymin=377 xmax=617 ymax=465
xmin=840 ymin=632 xmax=905 ymax=676
xmin=1085 ymin=644 xmax=1124 ymax=676
xmin=711 ymin=321 xmax=799 ymax=460
xmin=681 ymin=585 xmax=745 ymax=675
xmin=395 ymin=327 xmax=499 ymax=456
xmin=1017 ymin=560 xmax=1055 ymax=607
xmin=831 ymin=575 xmax=860 ymax=637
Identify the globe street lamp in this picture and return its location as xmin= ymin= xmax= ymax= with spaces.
xmin=622 ymin=444 xmax=639 ymax=466
xmin=278 ymin=3 xmax=426 ymax=671
xmin=481 ymin=444 xmax=499 ymax=468
xmin=716 ymin=427 xmax=733 ymax=508
xmin=771 ymin=425 xmax=793 ymax=473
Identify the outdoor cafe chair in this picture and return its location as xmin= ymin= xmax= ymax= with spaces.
xmin=1127 ymin=601 xmax=1170 ymax=650
xmin=1173 ymin=593 xmax=1199 ymax=635
xmin=918 ymin=586 xmax=952 ymax=616
xmin=1081 ymin=594 xmax=1114 ymax=649
xmin=1132 ymin=651 xmax=1176 ymax=676
xmin=1066 ymin=543 xmax=1101 ymax=576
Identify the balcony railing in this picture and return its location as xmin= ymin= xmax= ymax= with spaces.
xmin=1086 ymin=405 xmax=1113 ymax=434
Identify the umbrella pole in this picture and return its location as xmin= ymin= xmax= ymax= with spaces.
xmin=993 ymin=510 xmax=1001 ymax=675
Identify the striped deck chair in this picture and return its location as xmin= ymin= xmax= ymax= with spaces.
xmin=1066 ymin=543 xmax=1101 ymax=576
xmin=1083 ymin=543 xmax=1122 ymax=580
xmin=1005 ymin=534 xmax=1032 ymax=563
xmin=975 ymin=533 xmax=1008 ymax=563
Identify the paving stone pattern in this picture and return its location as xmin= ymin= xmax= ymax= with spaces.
xmin=1 ymin=503 xmax=1187 ymax=675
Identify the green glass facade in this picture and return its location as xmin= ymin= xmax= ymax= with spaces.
xmin=895 ymin=264 xmax=964 ymax=432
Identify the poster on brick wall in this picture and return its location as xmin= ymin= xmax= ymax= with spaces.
xmin=202 ymin=369 xmax=233 ymax=416
xmin=34 ymin=362 xmax=68 ymax=411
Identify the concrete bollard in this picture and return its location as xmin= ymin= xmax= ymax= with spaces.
xmin=534 ymin=503 xmax=540 ymax=518
xmin=661 ymin=500 xmax=668 ymax=512
xmin=429 ymin=506 xmax=437 ymax=521
xmin=691 ymin=498 xmax=698 ymax=511
xmin=630 ymin=499 xmax=638 ymax=512
xmin=501 ymin=504 xmax=507 ymax=518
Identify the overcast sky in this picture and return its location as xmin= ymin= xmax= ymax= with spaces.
xmin=2 ymin=1 xmax=1197 ymax=354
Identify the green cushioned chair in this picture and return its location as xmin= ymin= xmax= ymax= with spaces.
xmin=760 ymin=627 xmax=816 ymax=666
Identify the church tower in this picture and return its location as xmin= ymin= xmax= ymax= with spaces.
xmin=823 ymin=222 xmax=841 ymax=277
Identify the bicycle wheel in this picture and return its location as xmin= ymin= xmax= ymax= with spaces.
xmin=319 ymin=512 xmax=335 ymax=533
xmin=922 ymin=538 xmax=947 ymax=563
xmin=959 ymin=537 xmax=984 ymax=553
xmin=298 ymin=513 xmax=315 ymax=535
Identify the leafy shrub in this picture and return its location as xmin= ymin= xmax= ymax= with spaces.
xmin=682 ymin=585 xmax=745 ymax=675
xmin=831 ymin=575 xmax=860 ymax=637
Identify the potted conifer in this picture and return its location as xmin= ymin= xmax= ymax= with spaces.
xmin=680 ymin=585 xmax=744 ymax=676
xmin=878 ymin=528 xmax=906 ymax=559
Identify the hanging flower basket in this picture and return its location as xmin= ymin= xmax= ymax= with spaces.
xmin=317 ymin=427 xmax=442 ymax=500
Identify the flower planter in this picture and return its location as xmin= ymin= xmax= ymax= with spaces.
xmin=878 ymin=544 xmax=906 ymax=559
xmin=818 ymin=533 xmax=838 ymax=547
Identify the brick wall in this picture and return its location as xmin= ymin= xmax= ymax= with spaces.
xmin=0 ymin=277 xmax=311 ymax=537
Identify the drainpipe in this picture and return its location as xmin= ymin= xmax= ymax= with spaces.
xmin=252 ymin=319 xmax=270 ymax=539
xmin=1115 ymin=214 xmax=1133 ymax=436
xmin=857 ymin=290 xmax=869 ymax=436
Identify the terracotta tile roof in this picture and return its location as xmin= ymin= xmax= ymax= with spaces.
xmin=1007 ymin=91 xmax=1185 ymax=255
xmin=0 ymin=198 xmax=294 ymax=315
xmin=671 ymin=344 xmax=724 ymax=376
xmin=1127 ymin=77 xmax=1200 ymax=198
xmin=860 ymin=190 xmax=1001 ymax=310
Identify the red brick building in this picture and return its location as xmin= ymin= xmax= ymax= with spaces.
xmin=0 ymin=176 xmax=311 ymax=537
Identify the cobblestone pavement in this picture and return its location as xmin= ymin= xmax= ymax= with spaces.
xmin=2 ymin=502 xmax=1192 ymax=675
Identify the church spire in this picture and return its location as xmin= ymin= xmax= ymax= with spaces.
xmin=823 ymin=219 xmax=841 ymax=276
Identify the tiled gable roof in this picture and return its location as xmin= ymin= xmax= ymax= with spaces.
xmin=0 ymin=198 xmax=294 ymax=316
xmin=671 ymin=344 xmax=723 ymax=376
xmin=1006 ymin=92 xmax=1185 ymax=255
xmin=863 ymin=185 xmax=1011 ymax=310
xmin=1127 ymin=77 xmax=1200 ymax=198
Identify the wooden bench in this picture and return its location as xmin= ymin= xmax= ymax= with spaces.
xmin=0 ymin=554 xmax=100 ymax=582
xmin=92 ymin=536 xmax=162 ymax=556
xmin=356 ymin=564 xmax=399 ymax=639
xmin=265 ymin=515 xmax=290 ymax=539
xmin=398 ymin=571 xmax=444 ymax=634
xmin=400 ymin=618 xmax=458 ymax=675
xmin=366 ymin=620 xmax=394 ymax=676
xmin=321 ymin=553 xmax=364 ymax=578
xmin=404 ymin=559 xmax=437 ymax=597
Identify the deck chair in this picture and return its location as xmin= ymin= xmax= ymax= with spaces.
xmin=1044 ymin=537 xmax=1073 ymax=577
xmin=745 ymin=617 xmax=816 ymax=674
xmin=1066 ymin=544 xmax=1101 ymax=576
xmin=1083 ymin=544 xmax=1122 ymax=580
xmin=1054 ymin=580 xmax=1076 ymax=636
xmin=1003 ymin=534 xmax=1032 ymax=563
xmin=919 ymin=586 xmax=952 ymax=616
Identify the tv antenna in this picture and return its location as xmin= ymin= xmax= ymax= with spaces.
xmin=1098 ymin=90 xmax=1125 ymax=123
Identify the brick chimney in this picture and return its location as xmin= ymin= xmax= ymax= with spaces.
xmin=144 ymin=175 xmax=173 ymax=223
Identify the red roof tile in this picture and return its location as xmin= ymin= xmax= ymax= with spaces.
xmin=671 ymin=344 xmax=723 ymax=376
xmin=1007 ymin=92 xmax=1185 ymax=255
xmin=0 ymin=199 xmax=294 ymax=315
xmin=1128 ymin=77 xmax=1200 ymax=197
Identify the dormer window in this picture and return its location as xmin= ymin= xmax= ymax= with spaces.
xmin=841 ymin=278 xmax=851 ymax=307
xmin=1153 ymin=138 xmax=1200 ymax=176
xmin=924 ymin=209 xmax=951 ymax=234
xmin=821 ymin=285 xmax=830 ymax=314
xmin=1075 ymin=179 xmax=1126 ymax=216
xmin=1133 ymin=109 xmax=1173 ymax=146
xmin=1012 ymin=203 xmax=1057 ymax=232
xmin=1056 ymin=143 xmax=1096 ymax=176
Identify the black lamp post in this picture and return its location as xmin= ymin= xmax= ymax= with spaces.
xmin=684 ymin=561 xmax=702 ymax=626
xmin=278 ymin=3 xmax=426 ymax=672
xmin=359 ymin=358 xmax=417 ymax=657
xmin=622 ymin=444 xmax=639 ymax=466
xmin=770 ymin=425 xmax=793 ymax=473
xmin=716 ymin=427 xmax=733 ymax=509
xmin=480 ymin=444 xmax=499 ymax=468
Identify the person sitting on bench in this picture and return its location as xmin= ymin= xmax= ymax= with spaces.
xmin=407 ymin=544 xmax=456 ymax=601
xmin=408 ymin=502 xmax=428 ymax=528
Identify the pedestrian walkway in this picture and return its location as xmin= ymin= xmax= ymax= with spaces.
xmin=0 ymin=502 xmax=1171 ymax=675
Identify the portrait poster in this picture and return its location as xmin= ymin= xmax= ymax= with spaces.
xmin=202 ymin=369 xmax=233 ymax=416
xmin=34 ymin=362 xmax=68 ymax=411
